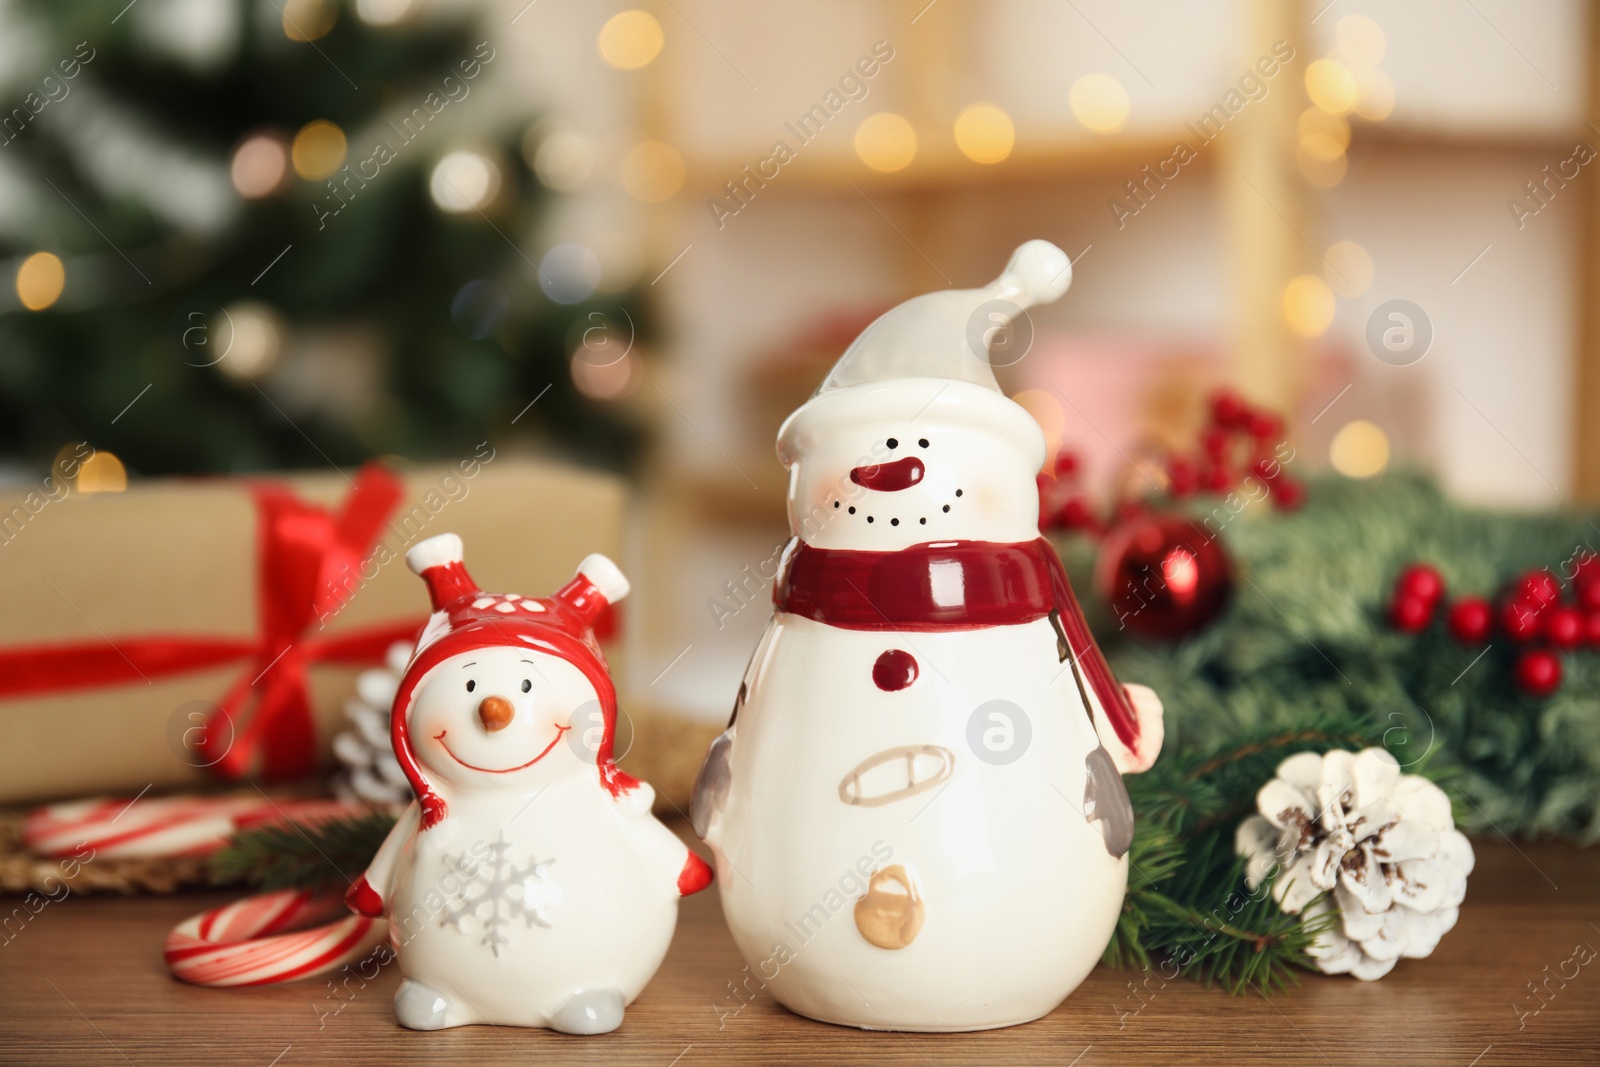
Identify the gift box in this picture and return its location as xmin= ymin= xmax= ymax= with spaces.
xmin=0 ymin=455 xmax=627 ymax=804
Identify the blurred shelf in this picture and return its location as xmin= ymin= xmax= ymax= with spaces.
xmin=1349 ymin=122 xmax=1586 ymax=158
xmin=683 ymin=131 xmax=1205 ymax=197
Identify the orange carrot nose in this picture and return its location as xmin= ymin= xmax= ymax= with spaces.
xmin=477 ymin=696 xmax=514 ymax=733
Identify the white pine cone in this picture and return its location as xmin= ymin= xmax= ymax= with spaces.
xmin=1235 ymin=747 xmax=1474 ymax=981
xmin=329 ymin=641 xmax=414 ymax=806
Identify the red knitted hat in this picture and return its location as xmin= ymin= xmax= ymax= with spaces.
xmin=391 ymin=533 xmax=638 ymax=829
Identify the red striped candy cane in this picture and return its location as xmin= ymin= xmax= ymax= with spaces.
xmin=23 ymin=796 xmax=367 ymax=860
xmin=164 ymin=889 xmax=387 ymax=987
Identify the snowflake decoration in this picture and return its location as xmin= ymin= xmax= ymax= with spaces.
xmin=441 ymin=833 xmax=558 ymax=956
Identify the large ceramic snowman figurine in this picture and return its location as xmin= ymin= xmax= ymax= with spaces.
xmin=692 ymin=240 xmax=1164 ymax=1031
xmin=347 ymin=533 xmax=713 ymax=1033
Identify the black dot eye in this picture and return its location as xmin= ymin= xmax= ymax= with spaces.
xmin=943 ymin=504 xmax=950 ymax=512
xmin=890 ymin=518 xmax=899 ymax=526
xmin=848 ymin=506 xmax=856 ymax=514
xmin=918 ymin=438 xmax=929 ymax=448
xmin=955 ymin=489 xmax=963 ymax=497
xmin=465 ymin=679 xmax=476 ymax=693
xmin=887 ymin=438 xmax=899 ymax=449
xmin=833 ymin=500 xmax=840 ymax=509
xmin=521 ymin=679 xmax=532 ymax=693
xmin=867 ymin=516 xmax=875 ymax=523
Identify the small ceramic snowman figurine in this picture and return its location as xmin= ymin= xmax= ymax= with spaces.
xmin=346 ymin=533 xmax=712 ymax=1033
xmin=692 ymin=240 xmax=1164 ymax=1032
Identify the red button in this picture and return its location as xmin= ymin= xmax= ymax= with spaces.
xmin=872 ymin=649 xmax=918 ymax=692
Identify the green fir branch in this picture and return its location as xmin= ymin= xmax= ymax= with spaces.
xmin=210 ymin=811 xmax=397 ymax=893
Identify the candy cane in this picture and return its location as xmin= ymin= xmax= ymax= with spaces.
xmin=23 ymin=796 xmax=367 ymax=860
xmin=165 ymin=889 xmax=388 ymax=987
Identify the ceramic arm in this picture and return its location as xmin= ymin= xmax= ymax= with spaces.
xmin=344 ymin=801 xmax=420 ymax=918
xmin=1099 ymin=684 xmax=1164 ymax=774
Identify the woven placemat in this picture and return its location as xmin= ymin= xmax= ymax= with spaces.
xmin=0 ymin=810 xmax=212 ymax=897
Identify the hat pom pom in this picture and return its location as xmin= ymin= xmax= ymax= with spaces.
xmin=989 ymin=239 xmax=1071 ymax=310
xmin=577 ymin=553 xmax=630 ymax=604
xmin=406 ymin=533 xmax=464 ymax=575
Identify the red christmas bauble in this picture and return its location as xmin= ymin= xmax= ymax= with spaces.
xmin=1095 ymin=515 xmax=1234 ymax=640
xmin=1395 ymin=564 xmax=1445 ymax=606
xmin=1246 ymin=410 xmax=1284 ymax=441
xmin=1447 ymin=597 xmax=1494 ymax=644
xmin=1544 ymin=606 xmax=1584 ymax=649
xmin=1388 ymin=595 xmax=1433 ymax=633
xmin=1270 ymin=478 xmax=1306 ymax=511
xmin=1517 ymin=570 xmax=1561 ymax=610
xmin=1514 ymin=649 xmax=1563 ymax=696
xmin=1210 ymin=389 xmax=1247 ymax=428
xmin=1500 ymin=598 xmax=1543 ymax=642
xmin=1167 ymin=456 xmax=1199 ymax=497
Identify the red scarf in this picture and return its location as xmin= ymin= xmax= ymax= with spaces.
xmin=774 ymin=537 xmax=1140 ymax=750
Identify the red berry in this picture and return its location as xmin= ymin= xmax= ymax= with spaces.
xmin=1545 ymin=606 xmax=1584 ymax=648
xmin=1053 ymin=450 xmax=1080 ymax=478
xmin=1578 ymin=577 xmax=1600 ymax=612
xmin=1389 ymin=595 xmax=1433 ymax=633
xmin=1514 ymin=649 xmax=1563 ymax=696
xmin=1249 ymin=458 xmax=1280 ymax=483
xmin=1203 ymin=464 xmax=1235 ymax=493
xmin=1517 ymin=570 xmax=1561 ymax=610
xmin=1271 ymin=478 xmax=1306 ymax=511
xmin=1210 ymin=390 xmax=1247 ymax=428
xmin=1247 ymin=410 xmax=1284 ymax=440
xmin=1167 ymin=456 xmax=1198 ymax=497
xmin=1575 ymin=553 xmax=1600 ymax=585
xmin=1447 ymin=597 xmax=1493 ymax=644
xmin=1500 ymin=598 xmax=1542 ymax=642
xmin=1200 ymin=425 xmax=1232 ymax=459
xmin=1396 ymin=564 xmax=1445 ymax=605
xmin=1585 ymin=611 xmax=1600 ymax=646
xmin=1059 ymin=496 xmax=1097 ymax=531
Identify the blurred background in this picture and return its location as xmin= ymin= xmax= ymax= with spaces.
xmin=2 ymin=0 xmax=1596 ymax=801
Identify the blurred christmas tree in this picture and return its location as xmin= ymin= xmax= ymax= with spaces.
xmin=0 ymin=0 xmax=645 ymax=476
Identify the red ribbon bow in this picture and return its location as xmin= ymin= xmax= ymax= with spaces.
xmin=0 ymin=463 xmax=423 ymax=780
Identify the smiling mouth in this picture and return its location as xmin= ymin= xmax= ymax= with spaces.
xmin=433 ymin=726 xmax=570 ymax=773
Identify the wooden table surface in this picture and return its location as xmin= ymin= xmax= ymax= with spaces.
xmin=3 ymin=834 xmax=1596 ymax=1067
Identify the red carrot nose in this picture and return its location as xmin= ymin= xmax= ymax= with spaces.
xmin=850 ymin=456 xmax=925 ymax=492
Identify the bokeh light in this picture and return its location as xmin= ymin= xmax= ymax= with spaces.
xmin=281 ymin=0 xmax=337 ymax=42
xmin=1298 ymin=148 xmax=1347 ymax=188
xmin=1353 ymin=68 xmax=1395 ymax=121
xmin=1330 ymin=419 xmax=1390 ymax=478
xmin=1336 ymin=14 xmax=1387 ymax=66
xmin=231 ymin=132 xmax=290 ymax=198
xmin=597 ymin=10 xmax=664 ymax=70
xmin=854 ymin=113 xmax=917 ymax=172
xmin=77 ymin=451 xmax=128 ymax=493
xmin=540 ymin=242 xmax=602 ymax=305
xmin=356 ymin=0 xmax=415 ymax=26
xmin=1306 ymin=59 xmax=1359 ymax=115
xmin=16 ymin=252 xmax=65 ymax=311
xmin=1298 ymin=107 xmax=1350 ymax=162
xmin=1283 ymin=274 xmax=1336 ymax=337
xmin=291 ymin=120 xmax=346 ymax=180
xmin=1069 ymin=74 xmax=1130 ymax=134
xmin=530 ymin=128 xmax=595 ymax=191
xmin=954 ymin=103 xmax=1015 ymax=164
xmin=451 ymin=280 xmax=510 ymax=340
xmin=571 ymin=349 xmax=635 ymax=400
xmin=217 ymin=302 xmax=284 ymax=381
xmin=620 ymin=140 xmax=685 ymax=201
xmin=429 ymin=151 xmax=501 ymax=213
xmin=1324 ymin=241 xmax=1374 ymax=298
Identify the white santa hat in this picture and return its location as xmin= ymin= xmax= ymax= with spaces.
xmin=779 ymin=240 xmax=1072 ymax=465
